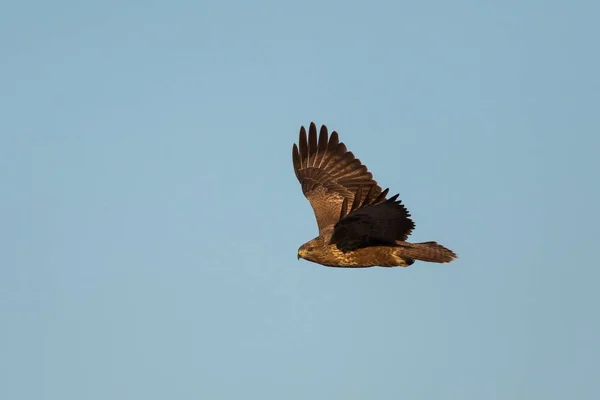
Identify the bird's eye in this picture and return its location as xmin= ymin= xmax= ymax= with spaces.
xmin=306 ymin=246 xmax=314 ymax=252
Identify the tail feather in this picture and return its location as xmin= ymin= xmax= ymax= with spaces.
xmin=397 ymin=241 xmax=457 ymax=264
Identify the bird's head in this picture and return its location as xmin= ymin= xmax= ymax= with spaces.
xmin=297 ymin=238 xmax=325 ymax=263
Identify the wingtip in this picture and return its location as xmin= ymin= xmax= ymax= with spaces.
xmin=299 ymin=125 xmax=307 ymax=138
xmin=350 ymin=186 xmax=363 ymax=211
xmin=374 ymin=188 xmax=389 ymax=203
xmin=318 ymin=124 xmax=329 ymax=144
xmin=292 ymin=143 xmax=300 ymax=168
xmin=339 ymin=197 xmax=348 ymax=220
xmin=329 ymin=131 xmax=339 ymax=146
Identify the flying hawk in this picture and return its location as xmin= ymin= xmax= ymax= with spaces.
xmin=293 ymin=122 xmax=457 ymax=268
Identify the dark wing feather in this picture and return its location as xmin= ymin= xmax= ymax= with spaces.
xmin=330 ymin=187 xmax=415 ymax=252
xmin=292 ymin=122 xmax=383 ymax=232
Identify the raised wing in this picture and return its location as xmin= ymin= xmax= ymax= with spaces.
xmin=330 ymin=186 xmax=415 ymax=252
xmin=292 ymin=122 xmax=383 ymax=232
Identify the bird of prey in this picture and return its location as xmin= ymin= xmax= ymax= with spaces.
xmin=293 ymin=122 xmax=457 ymax=268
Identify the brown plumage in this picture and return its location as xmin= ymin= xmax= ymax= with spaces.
xmin=293 ymin=122 xmax=457 ymax=268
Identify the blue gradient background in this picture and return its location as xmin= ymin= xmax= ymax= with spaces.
xmin=2 ymin=1 xmax=599 ymax=399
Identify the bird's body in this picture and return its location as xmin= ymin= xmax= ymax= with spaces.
xmin=293 ymin=122 xmax=457 ymax=268
xmin=299 ymin=239 xmax=411 ymax=268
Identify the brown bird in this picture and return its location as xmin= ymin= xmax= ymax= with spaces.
xmin=293 ymin=122 xmax=457 ymax=268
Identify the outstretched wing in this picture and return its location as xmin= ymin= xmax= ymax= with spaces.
xmin=330 ymin=186 xmax=415 ymax=252
xmin=292 ymin=122 xmax=383 ymax=232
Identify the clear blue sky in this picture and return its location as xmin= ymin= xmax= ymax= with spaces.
xmin=2 ymin=1 xmax=599 ymax=399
